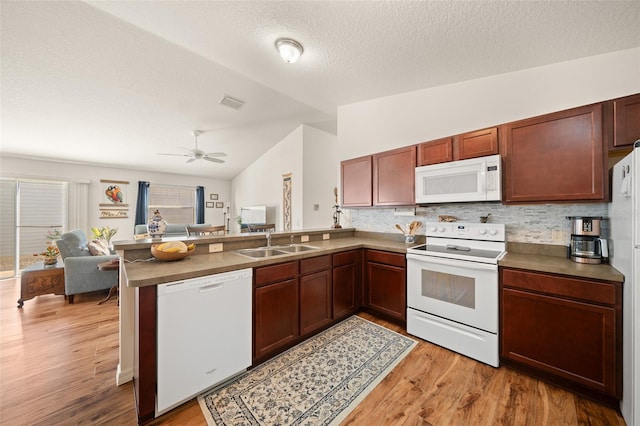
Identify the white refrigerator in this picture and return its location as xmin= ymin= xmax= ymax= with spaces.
xmin=610 ymin=144 xmax=640 ymax=426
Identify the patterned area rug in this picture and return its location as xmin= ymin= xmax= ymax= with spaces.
xmin=198 ymin=315 xmax=417 ymax=425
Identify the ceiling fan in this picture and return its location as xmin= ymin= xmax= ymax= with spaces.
xmin=158 ymin=130 xmax=226 ymax=164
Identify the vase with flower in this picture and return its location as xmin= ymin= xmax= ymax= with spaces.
xmin=37 ymin=244 xmax=61 ymax=267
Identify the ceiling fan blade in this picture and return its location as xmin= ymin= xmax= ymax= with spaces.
xmin=186 ymin=157 xmax=196 ymax=163
xmin=158 ymin=153 xmax=192 ymax=157
xmin=205 ymin=152 xmax=227 ymax=157
xmin=203 ymin=157 xmax=225 ymax=164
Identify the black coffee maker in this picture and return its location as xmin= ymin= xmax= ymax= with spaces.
xmin=566 ymin=216 xmax=608 ymax=264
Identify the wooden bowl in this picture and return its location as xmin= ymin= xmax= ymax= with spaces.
xmin=150 ymin=244 xmax=195 ymax=261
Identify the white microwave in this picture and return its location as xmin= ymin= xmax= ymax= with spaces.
xmin=415 ymin=154 xmax=501 ymax=204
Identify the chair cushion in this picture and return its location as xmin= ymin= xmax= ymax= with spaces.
xmin=88 ymin=239 xmax=110 ymax=256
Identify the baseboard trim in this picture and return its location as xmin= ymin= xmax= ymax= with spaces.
xmin=116 ymin=363 xmax=133 ymax=386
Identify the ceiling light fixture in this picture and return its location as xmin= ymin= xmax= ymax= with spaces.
xmin=275 ymin=38 xmax=303 ymax=64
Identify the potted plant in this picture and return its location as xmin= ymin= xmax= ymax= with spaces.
xmin=91 ymin=226 xmax=118 ymax=245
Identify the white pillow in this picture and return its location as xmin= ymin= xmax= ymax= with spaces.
xmin=88 ymin=239 xmax=110 ymax=256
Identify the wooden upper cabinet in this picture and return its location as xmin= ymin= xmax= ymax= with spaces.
xmin=455 ymin=127 xmax=499 ymax=160
xmin=501 ymin=104 xmax=605 ymax=203
xmin=417 ymin=137 xmax=453 ymax=166
xmin=612 ymin=93 xmax=640 ymax=148
xmin=341 ymin=155 xmax=372 ymax=207
xmin=372 ymin=146 xmax=416 ymax=206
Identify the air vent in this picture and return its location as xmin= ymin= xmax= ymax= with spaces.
xmin=220 ymin=95 xmax=245 ymax=110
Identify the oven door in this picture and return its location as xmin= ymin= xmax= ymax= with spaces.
xmin=406 ymin=253 xmax=498 ymax=333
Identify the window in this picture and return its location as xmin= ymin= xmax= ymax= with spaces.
xmin=0 ymin=179 xmax=66 ymax=277
xmin=148 ymin=185 xmax=196 ymax=224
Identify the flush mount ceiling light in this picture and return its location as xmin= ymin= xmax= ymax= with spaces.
xmin=275 ymin=38 xmax=303 ymax=64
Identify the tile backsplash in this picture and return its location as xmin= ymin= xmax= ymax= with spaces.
xmin=343 ymin=202 xmax=608 ymax=245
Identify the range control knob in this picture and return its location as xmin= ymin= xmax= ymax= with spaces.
xmin=489 ymin=229 xmax=498 ymax=236
xmin=438 ymin=226 xmax=445 ymax=233
xmin=429 ymin=226 xmax=437 ymax=232
xmin=478 ymin=229 xmax=487 ymax=235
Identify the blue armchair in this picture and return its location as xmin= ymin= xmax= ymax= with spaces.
xmin=56 ymin=230 xmax=118 ymax=303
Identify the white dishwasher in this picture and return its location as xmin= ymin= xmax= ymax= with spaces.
xmin=156 ymin=268 xmax=252 ymax=415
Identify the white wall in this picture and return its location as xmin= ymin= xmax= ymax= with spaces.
xmin=0 ymin=156 xmax=231 ymax=240
xmin=230 ymin=124 xmax=338 ymax=232
xmin=338 ymin=48 xmax=640 ymax=160
xmin=231 ymin=126 xmax=304 ymax=232
xmin=302 ymin=125 xmax=339 ymax=229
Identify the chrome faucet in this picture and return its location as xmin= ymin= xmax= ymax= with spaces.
xmin=266 ymin=231 xmax=272 ymax=248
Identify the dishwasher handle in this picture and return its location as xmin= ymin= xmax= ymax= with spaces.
xmin=200 ymin=283 xmax=224 ymax=292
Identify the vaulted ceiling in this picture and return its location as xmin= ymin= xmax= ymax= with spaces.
xmin=2 ymin=1 xmax=638 ymax=179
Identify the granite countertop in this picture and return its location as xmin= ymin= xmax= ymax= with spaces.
xmin=120 ymin=234 xmax=626 ymax=288
xmin=498 ymin=245 xmax=624 ymax=283
xmin=122 ymin=235 xmax=414 ymax=288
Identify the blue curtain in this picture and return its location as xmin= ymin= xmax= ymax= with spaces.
xmin=195 ymin=186 xmax=205 ymax=224
xmin=135 ymin=181 xmax=150 ymax=227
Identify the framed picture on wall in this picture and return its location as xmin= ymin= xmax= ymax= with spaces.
xmin=206 ymin=202 xmax=215 ymax=208
xmin=100 ymin=179 xmax=129 ymax=206
xmin=215 ymin=202 xmax=224 ymax=208
xmin=210 ymin=194 xmax=218 ymax=200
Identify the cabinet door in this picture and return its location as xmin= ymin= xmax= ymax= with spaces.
xmin=300 ymin=270 xmax=332 ymax=336
xmin=455 ymin=127 xmax=498 ymax=160
xmin=372 ymin=146 xmax=416 ymax=206
xmin=341 ymin=155 xmax=372 ymax=207
xmin=501 ymin=287 xmax=617 ymax=397
xmin=501 ymin=104 xmax=605 ymax=203
xmin=417 ymin=138 xmax=453 ymax=166
xmin=254 ymin=279 xmax=299 ymax=360
xmin=332 ymin=250 xmax=362 ymax=320
xmin=613 ymin=93 xmax=640 ymax=148
xmin=364 ymin=250 xmax=406 ymax=322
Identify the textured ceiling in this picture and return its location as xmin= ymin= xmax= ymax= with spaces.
xmin=2 ymin=1 xmax=639 ymax=179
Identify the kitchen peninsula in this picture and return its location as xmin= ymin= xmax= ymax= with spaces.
xmin=114 ymin=228 xmax=414 ymax=423
xmin=113 ymin=228 xmax=624 ymax=424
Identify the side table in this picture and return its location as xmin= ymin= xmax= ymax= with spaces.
xmin=18 ymin=260 xmax=65 ymax=308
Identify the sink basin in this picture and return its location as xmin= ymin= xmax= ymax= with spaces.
xmin=235 ymin=244 xmax=319 ymax=259
xmin=235 ymin=248 xmax=288 ymax=258
xmin=273 ymin=244 xmax=319 ymax=253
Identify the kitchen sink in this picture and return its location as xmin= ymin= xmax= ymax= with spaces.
xmin=273 ymin=244 xmax=319 ymax=253
xmin=235 ymin=244 xmax=319 ymax=259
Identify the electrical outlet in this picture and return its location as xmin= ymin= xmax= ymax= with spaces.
xmin=209 ymin=243 xmax=223 ymax=253
xmin=301 ymin=235 xmax=309 ymax=243
xmin=551 ymin=229 xmax=563 ymax=242
xmin=323 ymin=233 xmax=330 ymax=240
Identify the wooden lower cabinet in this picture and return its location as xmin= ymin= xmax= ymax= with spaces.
xmin=254 ymin=261 xmax=299 ymax=361
xmin=500 ymin=268 xmax=622 ymax=402
xmin=299 ymin=255 xmax=332 ymax=336
xmin=364 ymin=249 xmax=406 ymax=323
xmin=332 ymin=250 xmax=362 ymax=320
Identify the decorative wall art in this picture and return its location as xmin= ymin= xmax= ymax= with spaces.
xmin=283 ymin=173 xmax=292 ymax=231
xmin=100 ymin=209 xmax=128 ymax=219
xmin=210 ymin=194 xmax=218 ymax=200
xmin=99 ymin=179 xmax=129 ymax=218
xmin=215 ymin=202 xmax=224 ymax=208
xmin=206 ymin=202 xmax=215 ymax=208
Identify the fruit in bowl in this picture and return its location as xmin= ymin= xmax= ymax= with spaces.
xmin=151 ymin=241 xmax=196 ymax=261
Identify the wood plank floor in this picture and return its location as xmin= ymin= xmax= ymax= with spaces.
xmin=0 ymin=278 xmax=626 ymax=425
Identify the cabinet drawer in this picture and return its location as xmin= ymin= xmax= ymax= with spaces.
xmin=255 ymin=261 xmax=298 ymax=287
xmin=366 ymin=250 xmax=405 ymax=268
xmin=333 ymin=250 xmax=359 ymax=267
xmin=501 ymin=269 xmax=616 ymax=306
xmin=300 ymin=255 xmax=331 ymax=275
